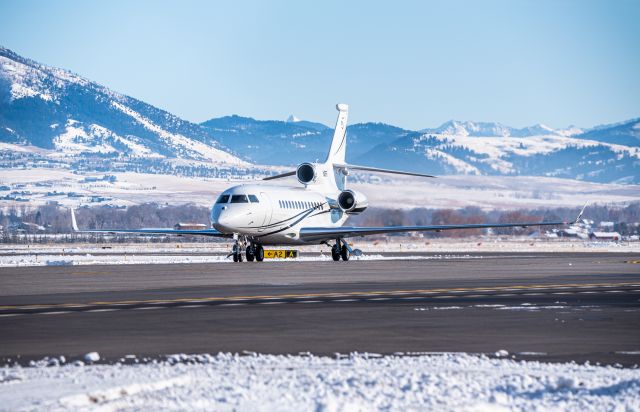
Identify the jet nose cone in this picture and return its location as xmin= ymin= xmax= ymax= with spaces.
xmin=212 ymin=210 xmax=238 ymax=232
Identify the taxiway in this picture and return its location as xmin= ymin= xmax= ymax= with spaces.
xmin=1 ymin=252 xmax=638 ymax=366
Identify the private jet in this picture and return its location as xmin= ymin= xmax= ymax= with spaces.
xmin=71 ymin=103 xmax=583 ymax=262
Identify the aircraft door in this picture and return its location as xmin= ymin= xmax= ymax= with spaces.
xmin=258 ymin=192 xmax=273 ymax=232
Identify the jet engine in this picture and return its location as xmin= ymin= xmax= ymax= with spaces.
xmin=296 ymin=162 xmax=316 ymax=185
xmin=337 ymin=189 xmax=368 ymax=214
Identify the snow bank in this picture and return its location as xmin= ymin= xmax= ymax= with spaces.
xmin=1 ymin=353 xmax=638 ymax=411
xmin=0 ymin=253 xmax=480 ymax=267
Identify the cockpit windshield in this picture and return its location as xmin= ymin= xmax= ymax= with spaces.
xmin=230 ymin=195 xmax=249 ymax=203
xmin=216 ymin=194 xmax=230 ymax=204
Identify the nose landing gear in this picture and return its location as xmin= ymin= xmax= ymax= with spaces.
xmin=246 ymin=243 xmax=265 ymax=262
xmin=230 ymin=236 xmax=265 ymax=263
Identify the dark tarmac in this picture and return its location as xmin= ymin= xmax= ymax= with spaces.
xmin=1 ymin=252 xmax=639 ymax=366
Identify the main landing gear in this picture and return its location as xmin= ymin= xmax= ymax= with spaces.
xmin=231 ymin=236 xmax=264 ymax=263
xmin=331 ymin=239 xmax=350 ymax=261
xmin=246 ymin=243 xmax=264 ymax=262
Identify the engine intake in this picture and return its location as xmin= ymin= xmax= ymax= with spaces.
xmin=296 ymin=163 xmax=316 ymax=185
xmin=338 ymin=190 xmax=368 ymax=214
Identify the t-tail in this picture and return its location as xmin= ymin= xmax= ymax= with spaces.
xmin=263 ymin=103 xmax=437 ymax=184
xmin=324 ymin=103 xmax=349 ymax=165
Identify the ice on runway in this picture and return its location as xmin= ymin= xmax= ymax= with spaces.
xmin=1 ymin=353 xmax=639 ymax=411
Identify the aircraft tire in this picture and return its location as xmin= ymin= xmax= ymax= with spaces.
xmin=232 ymin=253 xmax=239 ymax=262
xmin=340 ymin=244 xmax=350 ymax=261
xmin=331 ymin=245 xmax=341 ymax=261
xmin=246 ymin=247 xmax=255 ymax=262
xmin=237 ymin=252 xmax=243 ymax=262
xmin=256 ymin=245 xmax=264 ymax=262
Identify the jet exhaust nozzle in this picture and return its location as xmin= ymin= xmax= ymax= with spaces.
xmin=296 ymin=163 xmax=316 ymax=185
xmin=337 ymin=189 xmax=368 ymax=214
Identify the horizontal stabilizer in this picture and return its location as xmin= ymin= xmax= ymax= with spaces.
xmin=333 ymin=163 xmax=436 ymax=178
xmin=262 ymin=170 xmax=296 ymax=181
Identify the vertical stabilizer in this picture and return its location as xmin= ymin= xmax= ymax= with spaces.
xmin=324 ymin=103 xmax=349 ymax=164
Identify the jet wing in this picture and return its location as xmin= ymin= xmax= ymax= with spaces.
xmin=299 ymin=220 xmax=567 ymax=242
xmin=70 ymin=209 xmax=230 ymax=237
xmin=300 ymin=202 xmax=588 ymax=242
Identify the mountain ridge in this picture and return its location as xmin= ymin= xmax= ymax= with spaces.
xmin=1 ymin=46 xmax=638 ymax=183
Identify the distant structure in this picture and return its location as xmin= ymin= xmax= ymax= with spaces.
xmin=598 ymin=221 xmax=615 ymax=231
xmin=589 ymin=231 xmax=621 ymax=242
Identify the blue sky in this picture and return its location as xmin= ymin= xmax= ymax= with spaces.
xmin=1 ymin=0 xmax=638 ymax=129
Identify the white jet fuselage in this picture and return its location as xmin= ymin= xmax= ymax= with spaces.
xmin=211 ymin=183 xmax=348 ymax=245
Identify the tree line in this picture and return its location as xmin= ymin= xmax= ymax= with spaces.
xmin=1 ymin=201 xmax=638 ymax=242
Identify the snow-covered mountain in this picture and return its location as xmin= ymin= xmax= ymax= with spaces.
xmin=1 ymin=46 xmax=638 ymax=183
xmin=355 ymin=119 xmax=640 ymax=183
xmin=575 ymin=118 xmax=640 ymax=146
xmin=0 ymin=46 xmax=248 ymax=177
xmin=199 ymin=117 xmax=411 ymax=165
xmin=421 ymin=120 xmax=587 ymax=138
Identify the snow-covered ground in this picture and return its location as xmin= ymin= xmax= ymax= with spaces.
xmin=1 ymin=168 xmax=639 ymax=210
xmin=1 ymin=353 xmax=638 ymax=411
xmin=0 ymin=252 xmax=481 ymax=267
xmin=1 ymin=240 xmax=637 ymax=267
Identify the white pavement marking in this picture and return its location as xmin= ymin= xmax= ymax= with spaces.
xmin=86 ymin=309 xmax=119 ymax=313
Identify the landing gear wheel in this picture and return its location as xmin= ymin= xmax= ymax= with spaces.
xmin=246 ymin=246 xmax=255 ymax=262
xmin=236 ymin=252 xmax=243 ymax=262
xmin=232 ymin=253 xmax=239 ymax=262
xmin=340 ymin=244 xmax=350 ymax=261
xmin=331 ymin=244 xmax=341 ymax=261
xmin=255 ymin=245 xmax=264 ymax=262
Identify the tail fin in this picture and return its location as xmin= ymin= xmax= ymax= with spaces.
xmin=324 ymin=103 xmax=349 ymax=164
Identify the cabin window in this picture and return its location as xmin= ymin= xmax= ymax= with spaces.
xmin=216 ymin=194 xmax=230 ymax=204
xmin=248 ymin=195 xmax=259 ymax=203
xmin=230 ymin=195 xmax=249 ymax=203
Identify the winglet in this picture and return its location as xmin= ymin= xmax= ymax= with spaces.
xmin=574 ymin=202 xmax=588 ymax=224
xmin=70 ymin=208 xmax=79 ymax=232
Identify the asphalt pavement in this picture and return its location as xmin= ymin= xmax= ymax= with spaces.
xmin=1 ymin=252 xmax=638 ymax=366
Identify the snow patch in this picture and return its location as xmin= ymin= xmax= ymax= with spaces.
xmin=2 ymin=353 xmax=639 ymax=411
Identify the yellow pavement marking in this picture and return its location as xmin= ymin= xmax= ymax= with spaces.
xmin=0 ymin=282 xmax=638 ymax=312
